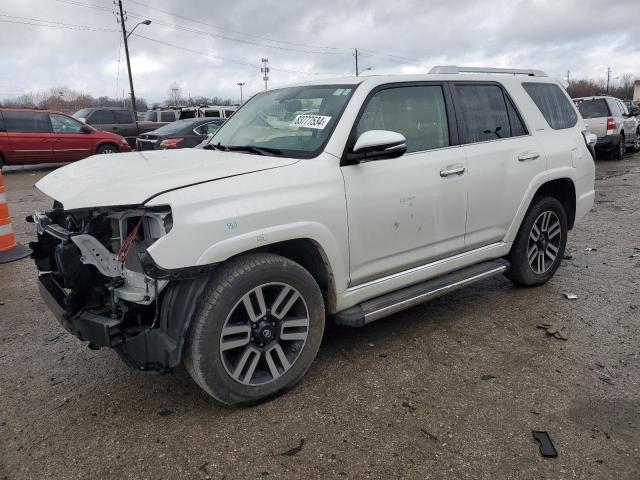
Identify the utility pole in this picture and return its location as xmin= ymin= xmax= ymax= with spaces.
xmin=261 ymin=58 xmax=269 ymax=90
xmin=606 ymin=67 xmax=612 ymax=93
xmin=566 ymin=70 xmax=570 ymax=84
xmin=354 ymin=48 xmax=359 ymax=76
xmin=115 ymin=1 xmax=150 ymax=120
xmin=237 ymin=82 xmax=245 ymax=103
xmin=116 ymin=0 xmax=136 ymax=115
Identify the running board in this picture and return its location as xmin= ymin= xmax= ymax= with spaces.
xmin=334 ymin=259 xmax=509 ymax=327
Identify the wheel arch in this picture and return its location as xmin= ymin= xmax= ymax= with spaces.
xmin=232 ymin=238 xmax=338 ymax=314
xmin=95 ymin=141 xmax=119 ymax=154
xmin=531 ymin=178 xmax=576 ymax=229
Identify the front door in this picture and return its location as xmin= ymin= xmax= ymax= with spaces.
xmin=341 ymin=84 xmax=468 ymax=285
xmin=49 ymin=113 xmax=94 ymax=162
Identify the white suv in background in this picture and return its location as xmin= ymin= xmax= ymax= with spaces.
xmin=31 ymin=66 xmax=595 ymax=405
xmin=574 ymin=95 xmax=640 ymax=159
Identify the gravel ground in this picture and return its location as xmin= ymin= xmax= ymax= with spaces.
xmin=0 ymin=154 xmax=639 ymax=480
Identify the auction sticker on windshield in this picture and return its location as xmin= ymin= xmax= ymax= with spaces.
xmin=290 ymin=114 xmax=332 ymax=129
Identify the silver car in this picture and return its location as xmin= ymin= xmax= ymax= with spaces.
xmin=573 ymin=96 xmax=640 ymax=159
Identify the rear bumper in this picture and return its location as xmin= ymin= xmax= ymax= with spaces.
xmin=595 ymin=134 xmax=621 ymax=150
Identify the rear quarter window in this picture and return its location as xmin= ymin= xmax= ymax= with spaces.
xmin=522 ymin=83 xmax=577 ymax=129
xmin=0 ymin=112 xmax=5 ymax=132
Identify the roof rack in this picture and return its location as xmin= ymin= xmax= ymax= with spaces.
xmin=429 ymin=65 xmax=548 ymax=77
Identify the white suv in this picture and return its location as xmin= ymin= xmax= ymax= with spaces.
xmin=31 ymin=66 xmax=595 ymax=404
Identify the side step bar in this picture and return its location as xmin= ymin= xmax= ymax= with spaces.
xmin=334 ymin=259 xmax=509 ymax=327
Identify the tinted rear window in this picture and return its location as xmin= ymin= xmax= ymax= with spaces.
xmin=0 ymin=113 xmax=4 ymax=131
xmin=523 ymin=83 xmax=577 ymax=129
xmin=575 ymin=99 xmax=610 ymax=119
xmin=3 ymin=111 xmax=50 ymax=133
xmin=453 ymin=84 xmax=515 ymax=143
xmin=160 ymin=111 xmax=175 ymax=122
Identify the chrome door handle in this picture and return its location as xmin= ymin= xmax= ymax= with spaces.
xmin=518 ymin=151 xmax=540 ymax=162
xmin=440 ymin=165 xmax=466 ymax=177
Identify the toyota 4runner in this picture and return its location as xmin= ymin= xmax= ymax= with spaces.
xmin=30 ymin=66 xmax=595 ymax=405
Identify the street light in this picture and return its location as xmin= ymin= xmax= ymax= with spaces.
xmin=236 ymin=82 xmax=245 ymax=103
xmin=126 ymin=19 xmax=151 ymax=39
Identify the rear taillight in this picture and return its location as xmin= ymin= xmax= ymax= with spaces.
xmin=159 ymin=138 xmax=183 ymax=149
xmin=606 ymin=117 xmax=616 ymax=131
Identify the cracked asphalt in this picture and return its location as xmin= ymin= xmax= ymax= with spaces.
xmin=0 ymin=153 xmax=639 ymax=479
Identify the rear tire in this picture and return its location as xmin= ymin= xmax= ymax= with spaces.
xmin=184 ymin=253 xmax=325 ymax=405
xmin=96 ymin=143 xmax=118 ymax=155
xmin=633 ymin=129 xmax=640 ymax=152
xmin=506 ymin=197 xmax=567 ymax=286
xmin=612 ymin=133 xmax=625 ymax=160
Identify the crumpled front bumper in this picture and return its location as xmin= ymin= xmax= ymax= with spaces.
xmin=37 ymin=273 xmax=123 ymax=348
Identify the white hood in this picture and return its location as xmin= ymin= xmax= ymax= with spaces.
xmin=36 ymin=149 xmax=299 ymax=210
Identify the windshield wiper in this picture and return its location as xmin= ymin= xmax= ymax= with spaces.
xmin=225 ymin=145 xmax=283 ymax=156
xmin=204 ymin=142 xmax=229 ymax=151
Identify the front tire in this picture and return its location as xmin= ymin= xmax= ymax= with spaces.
xmin=506 ymin=197 xmax=567 ymax=286
xmin=96 ymin=143 xmax=118 ymax=155
xmin=185 ymin=253 xmax=325 ymax=405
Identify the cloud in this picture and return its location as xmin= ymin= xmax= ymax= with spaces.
xmin=0 ymin=0 xmax=639 ymax=103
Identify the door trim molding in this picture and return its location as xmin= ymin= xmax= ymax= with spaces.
xmin=347 ymin=242 xmax=505 ymax=292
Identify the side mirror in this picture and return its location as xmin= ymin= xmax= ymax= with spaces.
xmin=349 ymin=130 xmax=407 ymax=162
xmin=80 ymin=125 xmax=92 ymax=134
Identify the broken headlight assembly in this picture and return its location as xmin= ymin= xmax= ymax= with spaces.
xmin=31 ymin=204 xmax=173 ymax=317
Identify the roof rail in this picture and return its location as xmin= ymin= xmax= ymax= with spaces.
xmin=429 ymin=65 xmax=548 ymax=77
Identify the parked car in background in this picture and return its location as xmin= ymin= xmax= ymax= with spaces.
xmin=144 ymin=109 xmax=179 ymax=123
xmin=573 ymin=96 xmax=640 ymax=159
xmin=73 ymin=107 xmax=167 ymax=148
xmin=31 ymin=67 xmax=595 ymax=404
xmin=198 ymin=105 xmax=238 ymax=119
xmin=622 ymin=100 xmax=640 ymax=116
xmin=0 ymin=108 xmax=130 ymax=168
xmin=135 ymin=118 xmax=224 ymax=151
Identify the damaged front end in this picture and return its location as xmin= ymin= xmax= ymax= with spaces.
xmin=29 ymin=203 xmax=211 ymax=372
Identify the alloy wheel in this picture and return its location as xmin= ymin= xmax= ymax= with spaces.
xmin=527 ymin=210 xmax=562 ymax=274
xmin=220 ymin=282 xmax=310 ymax=386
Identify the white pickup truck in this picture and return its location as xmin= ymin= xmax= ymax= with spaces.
xmin=31 ymin=67 xmax=595 ymax=405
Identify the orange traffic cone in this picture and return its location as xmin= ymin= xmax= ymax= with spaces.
xmin=0 ymin=170 xmax=31 ymax=264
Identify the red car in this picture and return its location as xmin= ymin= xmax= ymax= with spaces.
xmin=0 ymin=108 xmax=131 ymax=168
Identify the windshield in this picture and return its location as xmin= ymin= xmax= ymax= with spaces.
xmin=575 ymin=99 xmax=610 ymax=119
xmin=211 ymin=85 xmax=356 ymax=158
xmin=73 ymin=108 xmax=91 ymax=119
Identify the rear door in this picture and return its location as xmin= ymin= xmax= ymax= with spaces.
xmin=86 ymin=109 xmax=116 ymax=134
xmin=451 ymin=82 xmax=545 ymax=250
xmin=3 ymin=111 xmax=55 ymax=164
xmin=113 ymin=109 xmax=137 ymax=144
xmin=49 ymin=113 xmax=94 ymax=162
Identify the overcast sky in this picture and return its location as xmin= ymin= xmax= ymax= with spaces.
xmin=1 ymin=0 xmax=639 ymax=104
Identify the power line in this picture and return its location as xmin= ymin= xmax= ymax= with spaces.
xmin=126 ymin=0 xmax=348 ymax=52
xmin=132 ymin=33 xmax=348 ymax=76
xmin=55 ymin=0 xmax=350 ymax=55
xmin=0 ymin=16 xmax=119 ymax=32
